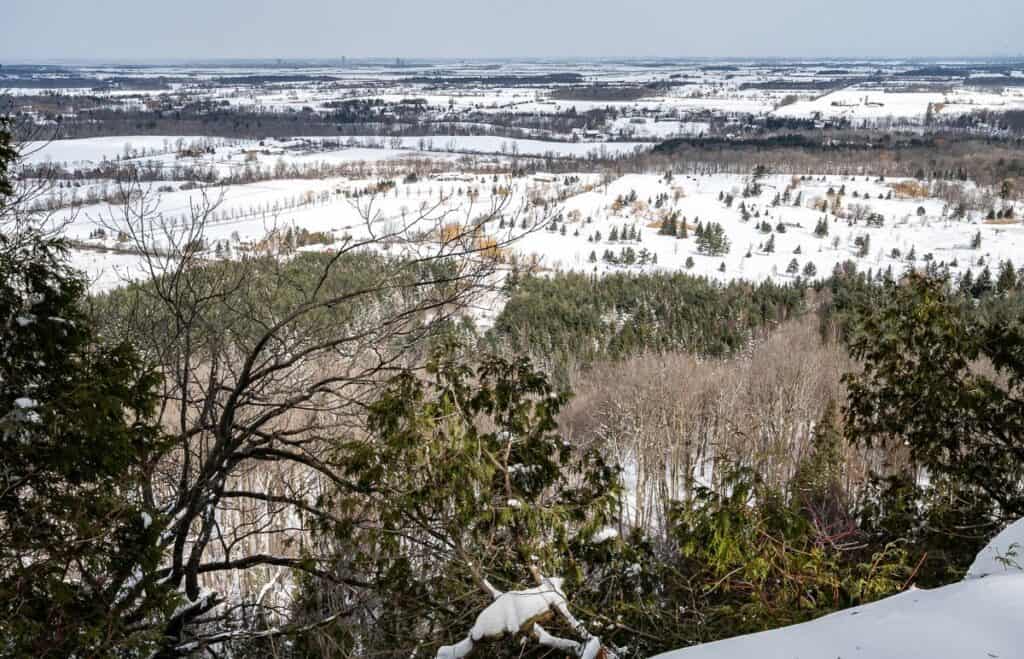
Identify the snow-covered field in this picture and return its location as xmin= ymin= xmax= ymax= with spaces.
xmin=774 ymin=88 xmax=1024 ymax=122
xmin=46 ymin=169 xmax=1022 ymax=294
xmin=11 ymin=59 xmax=1024 ymax=145
xmin=22 ymin=135 xmax=652 ymax=177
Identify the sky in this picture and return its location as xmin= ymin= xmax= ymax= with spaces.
xmin=2 ymin=0 xmax=1022 ymax=61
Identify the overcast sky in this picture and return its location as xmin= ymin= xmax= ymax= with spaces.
xmin=3 ymin=0 xmax=1022 ymax=61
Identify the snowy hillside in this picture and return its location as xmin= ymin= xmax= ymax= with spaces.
xmin=652 ymin=519 xmax=1024 ymax=659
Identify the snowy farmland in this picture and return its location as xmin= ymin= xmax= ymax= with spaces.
xmin=10 ymin=58 xmax=1024 ymax=296
xmin=44 ymin=166 xmax=1023 ymax=293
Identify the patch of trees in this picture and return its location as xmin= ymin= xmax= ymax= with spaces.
xmin=490 ymin=270 xmax=804 ymax=371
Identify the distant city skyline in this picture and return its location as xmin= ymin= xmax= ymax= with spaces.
xmin=3 ymin=0 xmax=1022 ymax=61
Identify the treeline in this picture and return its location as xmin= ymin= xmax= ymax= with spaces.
xmin=627 ymin=133 xmax=1024 ymax=188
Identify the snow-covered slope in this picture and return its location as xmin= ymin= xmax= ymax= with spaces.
xmin=652 ymin=519 xmax=1024 ymax=659
xmin=967 ymin=517 xmax=1024 ymax=579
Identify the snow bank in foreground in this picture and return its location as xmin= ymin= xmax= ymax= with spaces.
xmin=651 ymin=574 xmax=1024 ymax=659
xmin=967 ymin=517 xmax=1024 ymax=579
xmin=653 ymin=518 xmax=1024 ymax=659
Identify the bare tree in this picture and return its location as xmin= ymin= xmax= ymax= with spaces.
xmin=91 ymin=173 xmax=549 ymax=655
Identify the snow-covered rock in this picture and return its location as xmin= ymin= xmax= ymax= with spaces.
xmin=652 ymin=518 xmax=1024 ymax=659
xmin=966 ymin=517 xmax=1024 ymax=579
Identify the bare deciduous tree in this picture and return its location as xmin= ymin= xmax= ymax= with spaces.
xmin=92 ymin=174 xmax=550 ymax=655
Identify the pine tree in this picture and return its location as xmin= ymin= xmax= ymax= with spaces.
xmin=790 ymin=400 xmax=844 ymax=511
xmin=787 ymin=258 xmax=800 ymax=275
xmin=856 ymin=234 xmax=870 ymax=258
xmin=973 ymin=265 xmax=994 ymax=298
xmin=997 ymin=260 xmax=1018 ymax=293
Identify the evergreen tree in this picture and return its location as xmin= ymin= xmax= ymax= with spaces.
xmin=997 ymin=260 xmax=1018 ymax=293
xmin=342 ymin=346 xmax=621 ymax=657
xmin=856 ymin=234 xmax=871 ymax=258
xmin=1 ymin=173 xmax=172 ymax=654
xmin=791 ymin=399 xmax=844 ymax=511
xmin=0 ymin=119 xmax=14 ymax=202
xmin=972 ymin=265 xmax=994 ymax=298
xmin=845 ymin=274 xmax=1024 ymax=519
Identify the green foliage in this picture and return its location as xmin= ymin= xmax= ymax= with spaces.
xmin=696 ymin=221 xmax=730 ymax=256
xmin=844 ymin=273 xmax=1024 ymax=518
xmin=0 ymin=227 xmax=172 ymax=656
xmin=0 ymin=119 xmax=14 ymax=200
xmin=93 ymin=249 xmax=464 ymax=360
xmin=296 ymin=344 xmax=621 ymax=657
xmin=662 ymin=468 xmax=911 ymax=645
xmin=790 ymin=400 xmax=844 ymax=510
xmin=856 ymin=474 xmax=997 ymax=586
xmin=491 ymin=271 xmax=805 ymax=373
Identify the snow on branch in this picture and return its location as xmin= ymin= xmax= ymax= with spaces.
xmin=435 ymin=571 xmax=619 ymax=659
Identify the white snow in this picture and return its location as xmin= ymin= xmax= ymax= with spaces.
xmin=591 ymin=527 xmax=619 ymax=544
xmin=436 ymin=579 xmax=568 ymax=658
xmin=472 ymin=580 xmax=567 ymax=640
xmin=654 ymin=518 xmax=1024 ymax=659
xmin=966 ymin=517 xmax=1024 ymax=579
xmin=653 ymin=576 xmax=1024 ymax=659
xmin=13 ymin=398 xmax=38 ymax=409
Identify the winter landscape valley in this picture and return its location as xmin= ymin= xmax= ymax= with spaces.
xmin=3 ymin=5 xmax=1024 ymax=658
